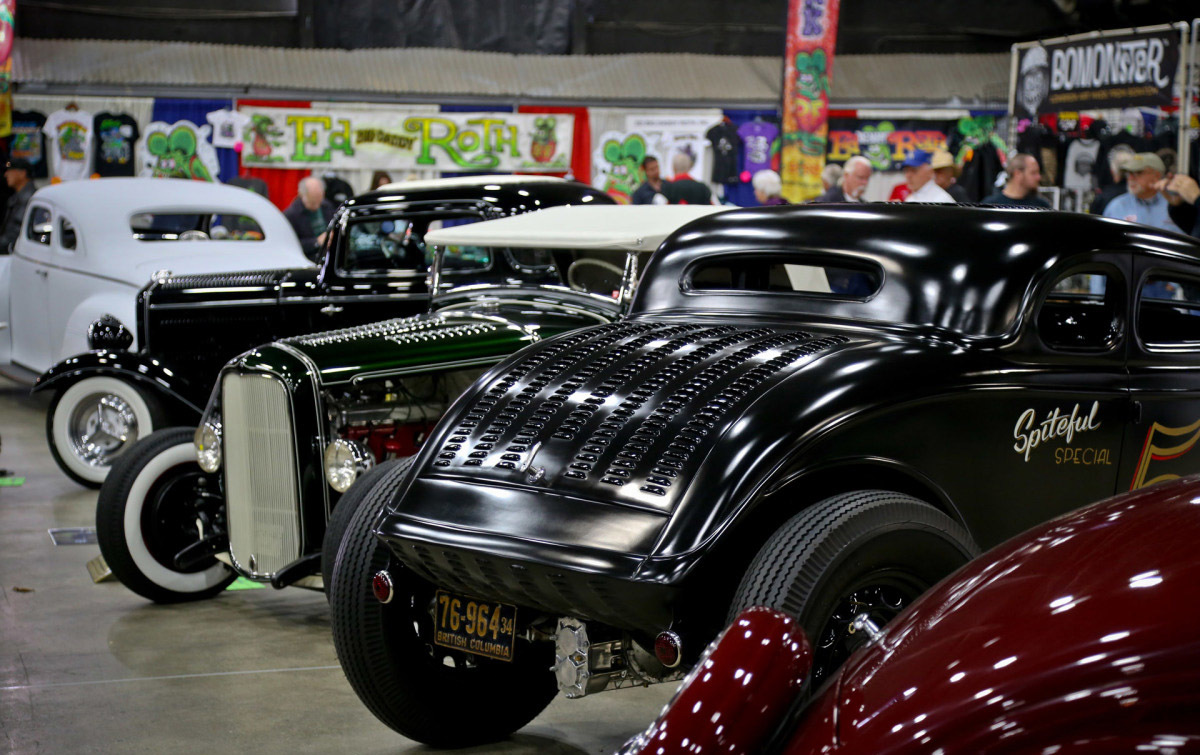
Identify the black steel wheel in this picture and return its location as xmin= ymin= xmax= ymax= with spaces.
xmin=328 ymin=467 xmax=557 ymax=747
xmin=731 ymin=490 xmax=979 ymax=685
xmin=96 ymin=427 xmax=234 ymax=603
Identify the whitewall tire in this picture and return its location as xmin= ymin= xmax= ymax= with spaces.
xmin=47 ymin=376 xmax=164 ymax=488
xmin=96 ymin=427 xmax=234 ymax=603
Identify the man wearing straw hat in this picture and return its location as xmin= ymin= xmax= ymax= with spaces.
xmin=931 ymin=149 xmax=968 ymax=203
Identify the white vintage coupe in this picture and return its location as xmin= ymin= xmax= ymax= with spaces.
xmin=0 ymin=177 xmax=311 ymax=381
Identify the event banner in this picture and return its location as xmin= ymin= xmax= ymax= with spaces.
xmin=780 ymin=0 xmax=840 ymax=202
xmin=1013 ymin=28 xmax=1180 ymax=118
xmin=826 ymin=118 xmax=956 ymax=172
xmin=0 ymin=0 xmax=14 ymax=137
xmin=239 ymin=107 xmax=573 ymax=172
xmin=590 ymin=111 xmax=721 ymax=202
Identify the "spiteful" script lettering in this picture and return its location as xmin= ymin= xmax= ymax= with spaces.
xmin=1013 ymin=401 xmax=1101 ymax=462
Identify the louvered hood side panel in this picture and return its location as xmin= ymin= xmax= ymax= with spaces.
xmin=151 ymin=269 xmax=294 ymax=292
xmin=418 ymin=320 xmax=852 ymax=513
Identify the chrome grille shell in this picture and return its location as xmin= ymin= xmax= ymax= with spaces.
xmin=221 ymin=371 xmax=303 ymax=579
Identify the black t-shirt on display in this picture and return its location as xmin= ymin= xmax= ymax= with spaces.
xmin=11 ymin=110 xmax=49 ymax=179
xmin=705 ymin=120 xmax=742 ymax=184
xmin=93 ymin=112 xmax=140 ymax=177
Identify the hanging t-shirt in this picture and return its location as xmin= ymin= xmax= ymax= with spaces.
xmin=43 ymin=108 xmax=95 ymax=181
xmin=10 ymin=110 xmax=48 ymax=178
xmin=206 ymin=109 xmax=252 ymax=149
xmin=738 ymin=120 xmax=779 ymax=178
xmin=705 ymin=121 xmax=741 ymax=184
xmin=93 ymin=112 xmax=140 ymax=177
xmin=1062 ymin=138 xmax=1099 ymax=193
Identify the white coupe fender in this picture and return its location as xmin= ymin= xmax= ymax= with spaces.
xmin=57 ymin=290 xmax=139 ymax=364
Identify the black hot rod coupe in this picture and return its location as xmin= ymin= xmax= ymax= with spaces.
xmin=35 ymin=176 xmax=611 ymax=486
xmin=94 ymin=205 xmax=727 ymax=603
xmin=326 ymin=203 xmax=1200 ymax=747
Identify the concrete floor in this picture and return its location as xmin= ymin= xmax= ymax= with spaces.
xmin=0 ymin=376 xmax=673 ymax=754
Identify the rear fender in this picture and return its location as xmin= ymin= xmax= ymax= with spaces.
xmin=33 ymin=350 xmax=204 ymax=420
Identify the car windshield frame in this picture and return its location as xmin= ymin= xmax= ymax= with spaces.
xmin=429 ymin=244 xmax=644 ymax=310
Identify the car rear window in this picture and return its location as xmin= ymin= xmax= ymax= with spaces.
xmin=687 ymin=254 xmax=882 ymax=299
xmin=1139 ymin=274 xmax=1200 ymax=349
xmin=131 ymin=213 xmax=265 ymax=241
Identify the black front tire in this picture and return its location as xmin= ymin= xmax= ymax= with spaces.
xmin=96 ymin=427 xmax=235 ymax=603
xmin=320 ymin=456 xmax=414 ymax=588
xmin=328 ymin=466 xmax=557 ymax=747
xmin=731 ymin=490 xmax=979 ymax=685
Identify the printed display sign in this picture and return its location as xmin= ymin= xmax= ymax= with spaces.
xmin=781 ymin=0 xmax=840 ymax=202
xmin=138 ymin=120 xmax=220 ymax=181
xmin=1013 ymin=29 xmax=1181 ymax=118
xmin=591 ymin=112 xmax=720 ymax=202
xmin=239 ymin=107 xmax=573 ymax=172
xmin=826 ymin=118 xmax=956 ymax=172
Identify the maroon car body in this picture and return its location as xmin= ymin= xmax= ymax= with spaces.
xmin=628 ymin=477 xmax=1200 ymax=754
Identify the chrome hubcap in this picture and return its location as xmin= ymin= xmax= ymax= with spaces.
xmin=69 ymin=393 xmax=138 ymax=467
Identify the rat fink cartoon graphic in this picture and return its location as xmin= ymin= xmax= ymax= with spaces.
xmin=591 ymin=133 xmax=647 ymax=204
xmin=246 ymin=114 xmax=285 ymax=162
xmin=530 ymin=117 xmax=558 ymax=164
xmin=791 ymin=49 xmax=831 ymax=156
xmin=140 ymin=121 xmax=219 ymax=181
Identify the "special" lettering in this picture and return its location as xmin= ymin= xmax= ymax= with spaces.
xmin=1013 ymin=401 xmax=1101 ymax=462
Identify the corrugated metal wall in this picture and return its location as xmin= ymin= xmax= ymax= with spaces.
xmin=14 ymin=39 xmax=1010 ymax=108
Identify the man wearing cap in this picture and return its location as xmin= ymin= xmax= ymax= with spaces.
xmin=1089 ymin=144 xmax=1134 ymax=215
xmin=982 ymin=153 xmax=1050 ymax=208
xmin=902 ymin=150 xmax=954 ymax=204
xmin=0 ymin=159 xmax=36 ymax=252
xmin=1018 ymin=46 xmax=1050 ymax=119
xmin=1102 ymin=153 xmax=1181 ymax=233
xmin=931 ymin=149 xmax=968 ymax=203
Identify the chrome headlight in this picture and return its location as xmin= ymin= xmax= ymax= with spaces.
xmin=194 ymin=421 xmax=222 ymax=473
xmin=324 ymin=439 xmax=374 ymax=493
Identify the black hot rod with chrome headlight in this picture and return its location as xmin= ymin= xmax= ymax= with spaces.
xmin=93 ymin=205 xmax=728 ymax=603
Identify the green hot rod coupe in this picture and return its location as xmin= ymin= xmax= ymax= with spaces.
xmin=94 ymin=204 xmax=728 ymax=603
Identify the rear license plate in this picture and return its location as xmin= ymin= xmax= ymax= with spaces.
xmin=433 ymin=589 xmax=518 ymax=662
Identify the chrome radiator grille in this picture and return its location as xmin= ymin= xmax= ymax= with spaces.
xmin=222 ymin=372 xmax=302 ymax=579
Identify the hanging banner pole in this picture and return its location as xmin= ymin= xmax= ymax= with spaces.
xmin=780 ymin=0 xmax=840 ymax=203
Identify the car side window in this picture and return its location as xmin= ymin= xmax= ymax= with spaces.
xmin=60 ymin=217 xmax=77 ymax=251
xmin=1036 ymin=270 xmax=1120 ymax=351
xmin=1138 ymin=274 xmax=1200 ymax=349
xmin=341 ymin=211 xmax=490 ymax=276
xmin=344 ymin=217 xmax=427 ymax=273
xmin=27 ymin=205 xmax=52 ymax=245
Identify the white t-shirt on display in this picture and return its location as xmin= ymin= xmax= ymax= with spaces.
xmin=905 ymin=181 xmax=955 ymax=204
xmin=206 ymin=109 xmax=252 ymax=149
xmin=42 ymin=108 xmax=95 ymax=181
xmin=1063 ymin=139 xmax=1100 ymax=192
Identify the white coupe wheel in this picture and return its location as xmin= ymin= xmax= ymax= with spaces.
xmin=48 ymin=376 xmax=163 ymax=487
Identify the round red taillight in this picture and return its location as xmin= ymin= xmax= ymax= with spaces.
xmin=372 ymin=571 xmax=394 ymax=604
xmin=655 ymin=630 xmax=682 ymax=668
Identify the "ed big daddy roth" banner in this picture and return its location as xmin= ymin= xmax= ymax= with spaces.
xmin=239 ymin=107 xmax=573 ymax=172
